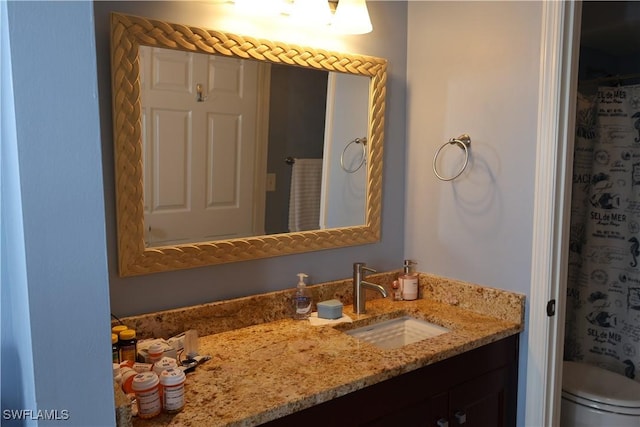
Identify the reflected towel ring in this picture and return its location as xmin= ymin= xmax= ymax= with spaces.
xmin=340 ymin=137 xmax=367 ymax=173
xmin=433 ymin=134 xmax=471 ymax=181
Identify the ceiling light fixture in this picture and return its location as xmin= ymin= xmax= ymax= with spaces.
xmin=232 ymin=0 xmax=373 ymax=35
xmin=332 ymin=0 xmax=372 ymax=35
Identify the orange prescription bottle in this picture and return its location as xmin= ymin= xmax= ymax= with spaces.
xmin=160 ymin=368 xmax=186 ymax=413
xmin=131 ymin=372 xmax=162 ymax=419
xmin=147 ymin=342 xmax=164 ymax=364
xmin=120 ymin=360 xmax=153 ymax=373
xmin=153 ymin=357 xmax=178 ymax=377
xmin=120 ymin=367 xmax=137 ymax=394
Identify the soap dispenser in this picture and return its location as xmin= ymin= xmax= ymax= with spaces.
xmin=292 ymin=273 xmax=312 ymax=320
xmin=399 ymin=260 xmax=419 ymax=301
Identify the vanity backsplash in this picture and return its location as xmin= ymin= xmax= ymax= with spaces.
xmin=114 ymin=271 xmax=524 ymax=340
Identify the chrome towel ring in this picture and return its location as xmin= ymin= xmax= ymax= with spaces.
xmin=340 ymin=137 xmax=367 ymax=173
xmin=433 ymin=134 xmax=471 ymax=181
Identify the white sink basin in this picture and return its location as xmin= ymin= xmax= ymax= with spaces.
xmin=345 ymin=316 xmax=450 ymax=350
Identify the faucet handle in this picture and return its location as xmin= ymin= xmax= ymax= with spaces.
xmin=353 ymin=262 xmax=376 ymax=275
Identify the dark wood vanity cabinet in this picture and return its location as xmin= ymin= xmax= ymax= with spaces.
xmin=264 ymin=334 xmax=519 ymax=427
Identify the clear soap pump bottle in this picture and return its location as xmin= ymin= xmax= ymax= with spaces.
xmin=292 ymin=273 xmax=312 ymax=320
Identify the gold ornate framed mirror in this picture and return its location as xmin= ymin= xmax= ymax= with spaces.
xmin=110 ymin=12 xmax=387 ymax=276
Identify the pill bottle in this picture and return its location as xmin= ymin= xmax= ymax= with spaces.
xmin=120 ymin=366 xmax=137 ymax=394
xmin=119 ymin=329 xmax=137 ymax=363
xmin=160 ymin=368 xmax=186 ymax=413
xmin=112 ymin=333 xmax=120 ymax=364
xmin=112 ymin=325 xmax=128 ymax=336
xmin=147 ymin=342 xmax=164 ymax=364
xmin=120 ymin=360 xmax=152 ymax=373
xmin=131 ymin=372 xmax=162 ymax=419
xmin=153 ymin=356 xmax=178 ymax=377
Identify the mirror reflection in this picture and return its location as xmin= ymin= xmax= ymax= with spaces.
xmin=140 ymin=46 xmax=370 ymax=247
xmin=111 ymin=12 xmax=386 ymax=275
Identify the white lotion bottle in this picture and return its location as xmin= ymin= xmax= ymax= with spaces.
xmin=292 ymin=273 xmax=312 ymax=319
xmin=399 ymin=260 xmax=419 ymax=301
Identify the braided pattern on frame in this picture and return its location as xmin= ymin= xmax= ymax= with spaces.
xmin=115 ymin=14 xmax=386 ymax=76
xmin=111 ymin=13 xmax=387 ymax=276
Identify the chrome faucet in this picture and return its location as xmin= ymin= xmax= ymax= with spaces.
xmin=353 ymin=262 xmax=388 ymax=314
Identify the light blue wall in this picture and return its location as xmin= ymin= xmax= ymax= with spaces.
xmin=2 ymin=1 xmax=406 ymax=424
xmin=95 ymin=1 xmax=408 ymax=316
xmin=1 ymin=1 xmax=37 ymax=423
xmin=3 ymin=1 xmax=113 ymax=425
xmin=2 ymin=0 xmax=541 ymax=425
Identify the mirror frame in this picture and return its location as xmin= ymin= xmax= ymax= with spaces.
xmin=110 ymin=12 xmax=387 ymax=276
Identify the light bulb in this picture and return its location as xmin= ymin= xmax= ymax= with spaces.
xmin=332 ymin=0 xmax=372 ymax=35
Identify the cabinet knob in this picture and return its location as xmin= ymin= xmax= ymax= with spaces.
xmin=454 ymin=410 xmax=467 ymax=424
xmin=436 ymin=419 xmax=449 ymax=427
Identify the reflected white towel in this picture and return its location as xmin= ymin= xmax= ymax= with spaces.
xmin=288 ymin=158 xmax=323 ymax=232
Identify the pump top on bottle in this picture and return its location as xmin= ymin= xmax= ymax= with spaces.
xmin=292 ymin=273 xmax=312 ymax=320
xmin=404 ymin=259 xmax=418 ymax=273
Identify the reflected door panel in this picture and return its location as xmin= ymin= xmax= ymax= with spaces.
xmin=141 ymin=47 xmax=264 ymax=246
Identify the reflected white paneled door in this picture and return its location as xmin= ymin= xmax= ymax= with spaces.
xmin=140 ymin=47 xmax=266 ymax=246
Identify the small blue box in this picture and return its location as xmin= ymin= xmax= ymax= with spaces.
xmin=317 ymin=299 xmax=343 ymax=320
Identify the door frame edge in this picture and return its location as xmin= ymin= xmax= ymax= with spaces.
xmin=525 ymin=1 xmax=581 ymax=426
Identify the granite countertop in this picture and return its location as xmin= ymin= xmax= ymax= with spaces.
xmin=130 ymin=273 xmax=524 ymax=427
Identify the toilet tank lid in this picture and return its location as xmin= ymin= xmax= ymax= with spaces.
xmin=563 ymin=361 xmax=640 ymax=408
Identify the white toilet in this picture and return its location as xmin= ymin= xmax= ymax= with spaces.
xmin=561 ymin=361 xmax=640 ymax=426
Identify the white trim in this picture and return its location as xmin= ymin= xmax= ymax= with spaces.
xmin=320 ymin=72 xmax=337 ymax=230
xmin=252 ymin=62 xmax=271 ymax=237
xmin=526 ymin=1 xmax=581 ymax=426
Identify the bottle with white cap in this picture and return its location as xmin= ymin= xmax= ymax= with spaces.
xmin=131 ymin=371 xmax=161 ymax=419
xmin=160 ymin=368 xmax=186 ymax=413
xmin=291 ymin=273 xmax=312 ymax=320
xmin=147 ymin=342 xmax=164 ymax=364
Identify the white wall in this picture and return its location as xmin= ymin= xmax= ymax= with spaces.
xmin=322 ymin=73 xmax=370 ymax=228
xmin=406 ymin=2 xmax=543 ymax=425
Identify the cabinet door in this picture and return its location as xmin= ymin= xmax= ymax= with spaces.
xmin=448 ymin=365 xmax=516 ymax=427
xmin=366 ymin=392 xmax=449 ymax=427
xmin=262 ymin=336 xmax=518 ymax=427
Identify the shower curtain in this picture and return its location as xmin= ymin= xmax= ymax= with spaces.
xmin=565 ymin=83 xmax=640 ymax=381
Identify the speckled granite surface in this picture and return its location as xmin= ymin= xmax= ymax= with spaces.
xmin=121 ymin=272 xmax=524 ymax=427
xmin=117 ymin=272 xmax=399 ymax=339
